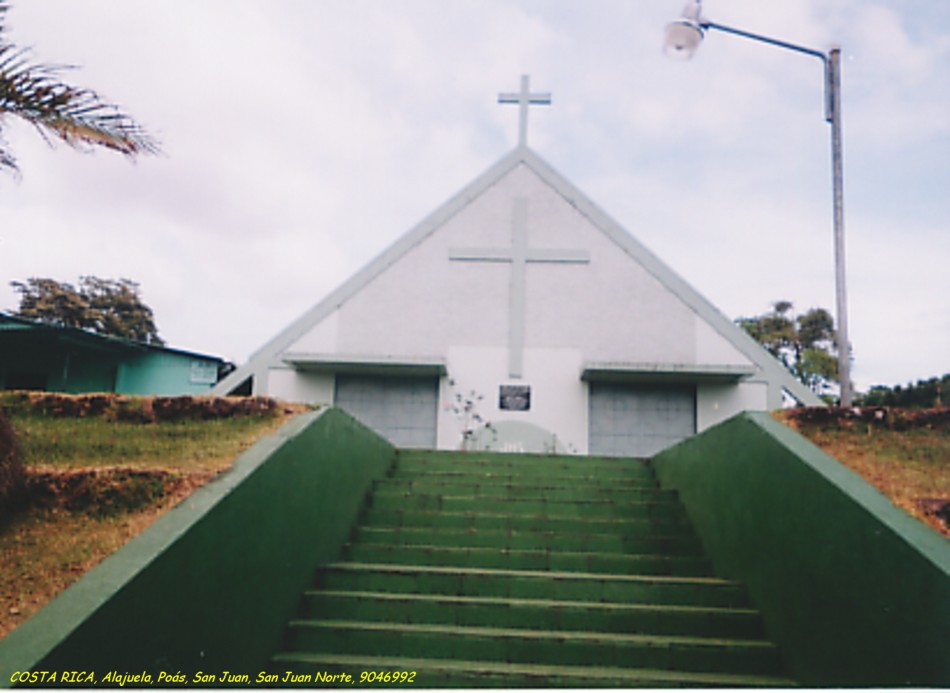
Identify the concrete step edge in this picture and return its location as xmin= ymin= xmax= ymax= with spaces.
xmin=322 ymin=562 xmax=741 ymax=587
xmin=360 ymin=509 xmax=690 ymax=525
xmin=355 ymin=526 xmax=699 ymax=542
xmin=288 ymin=619 xmax=779 ymax=650
xmin=306 ymin=589 xmax=762 ymax=618
xmin=343 ymin=542 xmax=708 ymax=564
xmin=387 ymin=476 xmax=659 ymax=488
xmin=392 ymin=466 xmax=655 ymax=477
xmin=371 ymin=492 xmax=677 ymax=505
xmin=376 ymin=479 xmax=665 ymax=491
xmin=270 ymin=652 xmax=795 ymax=687
xmin=396 ymin=453 xmax=651 ymax=465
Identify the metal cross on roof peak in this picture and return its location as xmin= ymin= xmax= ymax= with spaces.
xmin=498 ymin=74 xmax=551 ymax=148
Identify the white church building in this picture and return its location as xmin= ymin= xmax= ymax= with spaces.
xmin=214 ymin=77 xmax=822 ymax=457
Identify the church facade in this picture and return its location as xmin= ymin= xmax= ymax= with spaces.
xmin=214 ymin=80 xmax=821 ymax=456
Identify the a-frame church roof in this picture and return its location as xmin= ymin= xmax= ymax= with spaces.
xmin=214 ymin=141 xmax=823 ymax=408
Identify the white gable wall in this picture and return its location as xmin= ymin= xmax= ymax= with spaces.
xmin=439 ymin=346 xmax=588 ymax=453
xmin=697 ymin=381 xmax=770 ymax=431
xmin=283 ymin=163 xmax=752 ymax=371
xmin=223 ymin=149 xmax=823 ymax=453
xmin=695 ymin=320 xmax=750 ymax=365
xmin=291 ymin=309 xmax=339 ymax=353
xmin=268 ymin=367 xmax=334 ymax=405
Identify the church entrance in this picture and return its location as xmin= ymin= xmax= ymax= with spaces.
xmin=588 ymin=382 xmax=696 ymax=457
xmin=334 ymin=374 xmax=439 ymax=449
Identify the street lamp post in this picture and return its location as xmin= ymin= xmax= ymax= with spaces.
xmin=665 ymin=1 xmax=852 ymax=406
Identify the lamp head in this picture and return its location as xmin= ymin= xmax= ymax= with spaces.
xmin=664 ymin=0 xmax=706 ymax=60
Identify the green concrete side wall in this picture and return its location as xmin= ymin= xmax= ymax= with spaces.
xmin=0 ymin=407 xmax=395 ymax=685
xmin=653 ymin=412 xmax=950 ymax=687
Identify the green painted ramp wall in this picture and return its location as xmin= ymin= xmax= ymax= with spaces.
xmin=0 ymin=407 xmax=395 ymax=684
xmin=654 ymin=412 xmax=950 ymax=687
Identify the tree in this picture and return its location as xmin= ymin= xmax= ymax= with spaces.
xmin=738 ymin=300 xmax=839 ymax=397
xmin=11 ymin=276 xmax=164 ymax=345
xmin=0 ymin=0 xmax=159 ymax=176
xmin=857 ymin=375 xmax=948 ymax=409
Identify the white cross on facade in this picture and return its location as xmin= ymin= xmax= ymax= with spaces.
xmin=449 ymin=197 xmax=590 ymax=379
xmin=498 ymin=74 xmax=551 ymax=147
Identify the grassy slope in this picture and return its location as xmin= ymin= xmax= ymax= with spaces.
xmin=3 ymin=403 xmax=945 ymax=640
xmin=1 ymin=404 xmax=301 ymax=639
xmin=776 ymin=410 xmax=950 ymax=539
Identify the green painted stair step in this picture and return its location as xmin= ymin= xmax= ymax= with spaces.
xmin=391 ymin=465 xmax=656 ymax=488
xmin=270 ymin=450 xmax=793 ymax=686
xmin=340 ymin=542 xmax=711 ymax=576
xmin=284 ymin=620 xmax=784 ymax=676
xmin=314 ymin=563 xmax=751 ymax=608
xmin=395 ymin=451 xmax=655 ymax=468
xmin=374 ymin=477 xmax=674 ymax=501
xmin=351 ymin=525 xmax=703 ymax=554
xmin=360 ymin=507 xmax=691 ymax=533
xmin=368 ymin=493 xmax=687 ymax=520
xmin=271 ymin=653 xmax=795 ymax=688
xmin=394 ymin=455 xmax=656 ymax=479
xmin=302 ymin=591 xmax=766 ymax=639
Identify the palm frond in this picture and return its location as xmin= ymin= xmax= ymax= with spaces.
xmin=0 ymin=2 xmax=160 ymax=174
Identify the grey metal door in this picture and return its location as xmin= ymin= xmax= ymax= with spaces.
xmin=334 ymin=375 xmax=438 ymax=449
xmin=588 ymin=382 xmax=696 ymax=457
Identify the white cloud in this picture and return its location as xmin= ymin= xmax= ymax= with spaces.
xmin=1 ymin=0 xmax=946 ymax=390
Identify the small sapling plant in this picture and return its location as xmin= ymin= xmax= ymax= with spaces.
xmin=445 ymin=379 xmax=497 ymax=451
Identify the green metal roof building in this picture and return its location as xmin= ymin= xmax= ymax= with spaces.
xmin=0 ymin=313 xmax=228 ymax=395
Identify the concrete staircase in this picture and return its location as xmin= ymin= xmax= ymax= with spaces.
xmin=271 ymin=450 xmax=795 ymax=687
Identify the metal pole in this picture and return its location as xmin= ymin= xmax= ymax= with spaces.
xmin=698 ymin=21 xmax=853 ymax=406
xmin=704 ymin=21 xmax=827 ymax=61
xmin=828 ymin=47 xmax=852 ymax=406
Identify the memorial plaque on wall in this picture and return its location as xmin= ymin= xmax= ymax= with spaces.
xmin=499 ymin=385 xmax=531 ymax=411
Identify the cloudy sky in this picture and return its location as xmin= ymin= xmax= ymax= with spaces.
xmin=1 ymin=0 xmax=947 ymax=393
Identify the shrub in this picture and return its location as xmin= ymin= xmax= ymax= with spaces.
xmin=0 ymin=392 xmax=284 ymax=423
xmin=785 ymin=406 xmax=950 ymax=432
xmin=0 ymin=408 xmax=25 ymax=514
xmin=108 ymin=397 xmax=155 ymax=423
xmin=26 ymin=468 xmax=174 ymax=517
